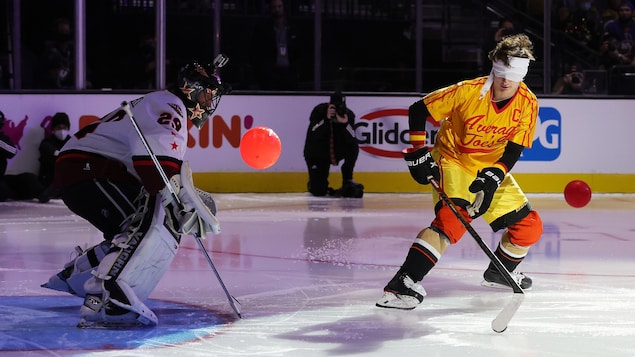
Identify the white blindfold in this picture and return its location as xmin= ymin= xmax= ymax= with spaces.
xmin=479 ymin=56 xmax=530 ymax=99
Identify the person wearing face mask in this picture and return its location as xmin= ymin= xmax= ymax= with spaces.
xmin=38 ymin=112 xmax=71 ymax=199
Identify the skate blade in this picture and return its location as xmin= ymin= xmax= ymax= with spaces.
xmin=77 ymin=318 xmax=152 ymax=329
xmin=375 ymin=302 xmax=418 ymax=310
xmin=481 ymin=280 xmax=532 ymax=291
xmin=375 ymin=292 xmax=421 ymax=310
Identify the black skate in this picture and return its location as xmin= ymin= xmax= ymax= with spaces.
xmin=482 ymin=266 xmax=532 ymax=290
xmin=338 ymin=180 xmax=364 ymax=198
xmin=376 ymin=271 xmax=426 ymax=310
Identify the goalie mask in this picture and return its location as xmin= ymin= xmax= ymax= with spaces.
xmin=177 ymin=58 xmax=230 ymax=129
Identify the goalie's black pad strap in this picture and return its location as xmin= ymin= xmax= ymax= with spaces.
xmin=87 ymin=247 xmax=101 ymax=268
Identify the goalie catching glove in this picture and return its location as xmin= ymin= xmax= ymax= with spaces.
xmin=161 ymin=161 xmax=221 ymax=237
xmin=403 ymin=146 xmax=440 ymax=185
xmin=467 ymin=166 xmax=505 ymax=218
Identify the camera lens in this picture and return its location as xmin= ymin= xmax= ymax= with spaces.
xmin=335 ymin=104 xmax=346 ymax=117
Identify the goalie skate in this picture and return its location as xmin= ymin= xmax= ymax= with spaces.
xmin=482 ymin=267 xmax=532 ymax=290
xmin=78 ymin=293 xmax=157 ymax=329
xmin=77 ymin=316 xmax=152 ymax=329
xmin=376 ymin=272 xmax=426 ymax=310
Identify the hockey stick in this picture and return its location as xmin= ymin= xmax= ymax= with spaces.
xmin=121 ymin=101 xmax=242 ymax=318
xmin=427 ymin=176 xmax=523 ymax=333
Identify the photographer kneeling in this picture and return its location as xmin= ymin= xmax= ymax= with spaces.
xmin=303 ymin=92 xmax=364 ymax=198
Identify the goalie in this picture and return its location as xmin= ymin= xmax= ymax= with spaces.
xmin=42 ymin=58 xmax=231 ymax=327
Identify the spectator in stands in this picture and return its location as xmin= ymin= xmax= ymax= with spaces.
xmin=559 ymin=0 xmax=603 ymax=47
xmin=250 ymin=0 xmax=300 ymax=90
xmin=2 ymin=160 xmax=48 ymax=202
xmin=601 ymin=0 xmax=624 ymax=25
xmin=603 ymin=1 xmax=635 ymax=48
xmin=42 ymin=17 xmax=74 ymax=89
xmin=0 ymin=111 xmax=18 ymax=202
xmin=2 ymin=113 xmax=70 ymax=203
xmin=483 ymin=18 xmax=518 ymax=68
xmin=495 ymin=18 xmax=517 ymax=42
xmin=598 ymin=33 xmax=634 ymax=68
xmin=553 ymin=63 xmax=586 ymax=94
xmin=39 ymin=112 xmax=71 ymax=199
xmin=598 ymin=1 xmax=635 ymax=70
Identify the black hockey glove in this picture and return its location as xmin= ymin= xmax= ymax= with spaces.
xmin=403 ymin=147 xmax=440 ymax=185
xmin=467 ymin=167 xmax=505 ymax=218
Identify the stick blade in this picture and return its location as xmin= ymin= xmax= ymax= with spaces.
xmin=491 ymin=293 xmax=524 ymax=333
xmin=230 ymin=297 xmax=242 ymax=319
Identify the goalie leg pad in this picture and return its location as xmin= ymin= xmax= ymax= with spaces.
xmin=80 ymin=196 xmax=179 ymax=325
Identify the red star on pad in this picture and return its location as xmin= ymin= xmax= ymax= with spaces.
xmin=171 ymin=141 xmax=179 ymax=150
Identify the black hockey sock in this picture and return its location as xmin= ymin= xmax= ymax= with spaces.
xmin=487 ymin=245 xmax=523 ymax=273
xmin=401 ymin=242 xmax=438 ymax=282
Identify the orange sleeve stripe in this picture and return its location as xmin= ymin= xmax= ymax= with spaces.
xmin=493 ymin=162 xmax=508 ymax=175
xmin=409 ymin=131 xmax=427 ymax=146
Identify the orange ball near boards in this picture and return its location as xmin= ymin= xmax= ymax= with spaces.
xmin=564 ymin=180 xmax=592 ymax=208
xmin=239 ymin=126 xmax=282 ymax=169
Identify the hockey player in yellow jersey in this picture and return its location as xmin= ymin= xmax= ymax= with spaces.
xmin=377 ymin=33 xmax=543 ymax=310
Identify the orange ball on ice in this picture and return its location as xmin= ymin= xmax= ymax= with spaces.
xmin=240 ymin=126 xmax=282 ymax=169
xmin=564 ymin=180 xmax=592 ymax=208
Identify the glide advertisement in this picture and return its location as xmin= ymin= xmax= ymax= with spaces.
xmin=1 ymin=94 xmax=633 ymax=175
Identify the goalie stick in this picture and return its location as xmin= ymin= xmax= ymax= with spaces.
xmin=427 ymin=176 xmax=523 ymax=333
xmin=121 ymin=100 xmax=242 ymax=319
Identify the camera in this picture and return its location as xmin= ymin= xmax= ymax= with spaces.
xmin=330 ymin=91 xmax=347 ymax=118
xmin=335 ymin=102 xmax=347 ymax=117
xmin=570 ymin=72 xmax=583 ymax=84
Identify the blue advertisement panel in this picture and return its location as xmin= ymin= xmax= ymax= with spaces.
xmin=520 ymin=107 xmax=561 ymax=161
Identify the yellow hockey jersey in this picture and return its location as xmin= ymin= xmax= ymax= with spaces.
xmin=423 ymin=76 xmax=538 ymax=173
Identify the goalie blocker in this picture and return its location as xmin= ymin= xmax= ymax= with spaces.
xmin=43 ymin=162 xmax=220 ymax=327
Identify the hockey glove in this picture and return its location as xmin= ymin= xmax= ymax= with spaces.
xmin=467 ymin=167 xmax=505 ymax=218
xmin=161 ymin=175 xmax=201 ymax=235
xmin=161 ymin=162 xmax=221 ymax=237
xmin=403 ymin=146 xmax=440 ymax=185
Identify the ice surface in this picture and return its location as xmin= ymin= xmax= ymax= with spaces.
xmin=1 ymin=193 xmax=635 ymax=356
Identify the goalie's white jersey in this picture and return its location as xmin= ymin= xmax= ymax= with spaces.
xmin=57 ymin=90 xmax=188 ymax=193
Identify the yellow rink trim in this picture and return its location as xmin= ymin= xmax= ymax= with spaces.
xmin=193 ymin=172 xmax=635 ymax=193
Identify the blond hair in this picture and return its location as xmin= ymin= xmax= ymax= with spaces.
xmin=488 ymin=33 xmax=535 ymax=65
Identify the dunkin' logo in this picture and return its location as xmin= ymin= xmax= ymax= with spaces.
xmin=355 ymin=108 xmax=439 ymax=158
